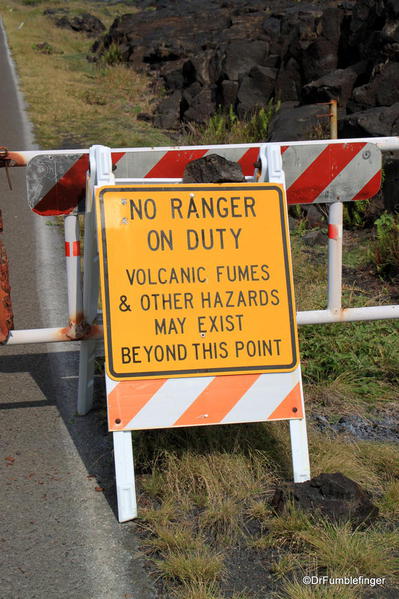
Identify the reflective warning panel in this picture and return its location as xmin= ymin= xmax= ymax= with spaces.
xmin=96 ymin=184 xmax=299 ymax=380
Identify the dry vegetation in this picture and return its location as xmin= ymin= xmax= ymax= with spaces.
xmin=0 ymin=0 xmax=171 ymax=148
xmin=1 ymin=1 xmax=398 ymax=598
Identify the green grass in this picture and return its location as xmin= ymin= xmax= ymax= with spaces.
xmin=371 ymin=212 xmax=399 ymax=280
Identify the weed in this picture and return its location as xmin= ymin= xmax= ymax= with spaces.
xmin=342 ymin=242 xmax=370 ymax=269
xmin=377 ymin=479 xmax=399 ymax=518
xmin=343 ymin=200 xmax=371 ymax=229
xmin=357 ymin=441 xmax=399 ymax=481
xmin=370 ymin=212 xmax=399 ymax=280
xmin=155 ymin=546 xmax=225 ymax=586
xmin=144 ymin=522 xmax=204 ymax=556
xmin=171 ymin=580 xmax=223 ymax=599
xmin=246 ymin=498 xmax=273 ymax=522
xmin=262 ymin=502 xmax=315 ymax=550
xmin=271 ymin=554 xmax=309 ymax=579
xmin=140 ymin=500 xmax=178 ymax=528
xmin=183 ymin=102 xmax=280 ymax=145
xmin=32 ymin=41 xmax=55 ymax=54
xmin=99 ymin=42 xmax=122 ymax=67
xmin=308 ymin=432 xmax=380 ymax=490
xmin=274 ymin=578 xmax=360 ymax=598
xmin=300 ymin=521 xmax=399 ymax=579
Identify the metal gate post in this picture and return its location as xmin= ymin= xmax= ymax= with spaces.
xmin=260 ymin=144 xmax=311 ymax=484
xmin=0 ymin=209 xmax=14 ymax=343
xmin=327 ymin=201 xmax=343 ymax=312
xmin=64 ymin=211 xmax=83 ymax=337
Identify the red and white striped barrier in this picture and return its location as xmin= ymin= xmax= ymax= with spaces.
xmin=21 ymin=138 xmax=383 ymax=215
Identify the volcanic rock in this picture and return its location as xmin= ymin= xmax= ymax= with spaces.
xmin=182 ymin=154 xmax=245 ymax=183
xmin=55 ymin=13 xmax=105 ymax=37
xmin=352 ymin=62 xmax=399 ymax=108
xmin=86 ymin=0 xmax=399 ymax=146
xmin=340 ymin=103 xmax=399 ymax=137
xmin=268 ymin=102 xmax=330 ymax=142
xmin=153 ymin=90 xmax=182 ymax=129
xmin=237 ymin=65 xmax=277 ymax=117
xmin=271 ymin=472 xmax=379 ymax=527
xmin=302 ymin=65 xmax=364 ymax=110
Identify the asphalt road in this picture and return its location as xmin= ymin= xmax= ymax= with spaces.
xmin=0 ymin=21 xmax=155 ymax=599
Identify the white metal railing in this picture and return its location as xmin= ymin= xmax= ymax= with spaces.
xmin=3 ymin=137 xmax=399 ymax=348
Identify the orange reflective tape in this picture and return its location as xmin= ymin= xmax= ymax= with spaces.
xmin=65 ymin=241 xmax=81 ymax=256
xmin=267 ymin=383 xmax=302 ymax=420
xmin=173 ymin=374 xmax=260 ymax=427
xmin=72 ymin=241 xmax=80 ymax=256
xmin=108 ymin=378 xmax=167 ymax=429
xmin=328 ymin=224 xmax=339 ymax=240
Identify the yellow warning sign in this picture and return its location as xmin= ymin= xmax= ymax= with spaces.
xmin=95 ymin=184 xmax=299 ymax=380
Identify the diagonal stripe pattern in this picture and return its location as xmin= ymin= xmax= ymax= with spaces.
xmin=27 ymin=142 xmax=382 ymax=215
xmin=106 ymin=368 xmax=304 ymax=431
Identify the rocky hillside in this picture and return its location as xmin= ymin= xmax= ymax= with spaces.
xmin=89 ymin=0 xmax=399 ymax=142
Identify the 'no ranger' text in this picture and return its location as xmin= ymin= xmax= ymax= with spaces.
xmin=128 ymin=194 xmax=257 ymax=251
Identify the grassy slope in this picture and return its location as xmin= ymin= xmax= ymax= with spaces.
xmin=0 ymin=0 xmax=171 ymax=148
xmin=1 ymin=2 xmax=398 ymax=598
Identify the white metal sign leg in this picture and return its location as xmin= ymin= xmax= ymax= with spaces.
xmin=262 ymin=143 xmax=311 ymax=484
xmin=289 ymin=367 xmax=310 ymax=482
xmin=113 ymin=430 xmax=137 ymax=522
xmin=289 ymin=418 xmax=311 ymax=482
xmin=91 ymin=147 xmax=138 ymax=521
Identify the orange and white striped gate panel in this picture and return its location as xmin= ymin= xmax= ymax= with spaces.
xmin=106 ymin=367 xmax=304 ymax=432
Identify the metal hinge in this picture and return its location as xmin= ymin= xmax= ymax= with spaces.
xmin=0 ymin=147 xmax=13 ymax=190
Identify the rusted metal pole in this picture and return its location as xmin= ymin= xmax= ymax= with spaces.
xmin=329 ymin=99 xmax=338 ymax=140
xmin=0 ymin=209 xmax=14 ymax=343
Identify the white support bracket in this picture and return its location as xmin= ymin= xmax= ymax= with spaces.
xmin=257 ymin=143 xmax=286 ymax=186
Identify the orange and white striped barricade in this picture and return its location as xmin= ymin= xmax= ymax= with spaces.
xmin=89 ymin=143 xmax=310 ymax=522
